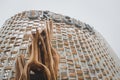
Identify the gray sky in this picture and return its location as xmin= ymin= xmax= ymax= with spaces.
xmin=0 ymin=0 xmax=120 ymax=58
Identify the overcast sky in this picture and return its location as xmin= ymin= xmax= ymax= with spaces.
xmin=0 ymin=0 xmax=120 ymax=58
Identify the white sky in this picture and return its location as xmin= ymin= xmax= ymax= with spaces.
xmin=0 ymin=0 xmax=120 ymax=58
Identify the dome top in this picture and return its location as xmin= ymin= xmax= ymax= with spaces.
xmin=7 ymin=10 xmax=95 ymax=35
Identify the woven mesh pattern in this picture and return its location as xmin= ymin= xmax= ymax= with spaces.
xmin=0 ymin=10 xmax=120 ymax=80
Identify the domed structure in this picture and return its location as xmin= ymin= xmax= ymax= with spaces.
xmin=0 ymin=10 xmax=120 ymax=80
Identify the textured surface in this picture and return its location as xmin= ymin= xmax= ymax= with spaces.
xmin=0 ymin=10 xmax=120 ymax=80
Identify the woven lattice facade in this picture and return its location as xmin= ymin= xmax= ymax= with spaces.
xmin=0 ymin=10 xmax=120 ymax=80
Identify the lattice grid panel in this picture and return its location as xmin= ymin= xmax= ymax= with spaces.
xmin=0 ymin=10 xmax=120 ymax=80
